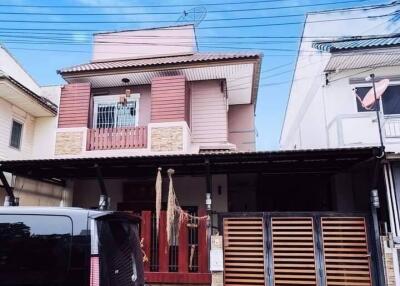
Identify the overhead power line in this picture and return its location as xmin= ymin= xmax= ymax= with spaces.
xmin=0 ymin=26 xmax=397 ymax=41
xmin=0 ymin=13 xmax=306 ymax=22
xmin=0 ymin=29 xmax=398 ymax=46
xmin=0 ymin=0 xmax=332 ymax=9
xmin=0 ymin=0 xmax=373 ymax=13
xmin=0 ymin=13 xmax=393 ymax=25
xmin=0 ymin=32 xmax=398 ymax=50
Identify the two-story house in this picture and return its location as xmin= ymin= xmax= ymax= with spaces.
xmin=281 ymin=4 xmax=400 ymax=285
xmin=55 ymin=24 xmax=259 ymax=158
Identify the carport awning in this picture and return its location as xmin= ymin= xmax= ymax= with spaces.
xmin=0 ymin=147 xmax=380 ymax=180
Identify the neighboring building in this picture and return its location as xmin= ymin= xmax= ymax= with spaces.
xmin=0 ymin=45 xmax=70 ymax=206
xmin=281 ymin=4 xmax=400 ymax=285
xmin=55 ymin=24 xmax=260 ymax=158
xmin=0 ymin=45 xmax=58 ymax=160
xmin=280 ymin=4 xmax=400 ymax=151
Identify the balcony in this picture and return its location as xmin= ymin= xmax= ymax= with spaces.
xmin=328 ymin=113 xmax=400 ymax=150
xmin=86 ymin=126 xmax=147 ymax=151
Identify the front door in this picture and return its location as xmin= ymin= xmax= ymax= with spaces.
xmin=222 ymin=214 xmax=373 ymax=286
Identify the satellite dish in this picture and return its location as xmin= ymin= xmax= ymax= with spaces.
xmin=177 ymin=6 xmax=207 ymax=27
xmin=356 ymin=79 xmax=390 ymax=110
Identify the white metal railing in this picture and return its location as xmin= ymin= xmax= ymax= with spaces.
xmin=384 ymin=115 xmax=400 ymax=138
xmin=328 ymin=114 xmax=400 ymax=148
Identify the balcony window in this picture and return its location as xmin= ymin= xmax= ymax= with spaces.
xmin=355 ymin=84 xmax=400 ymax=115
xmin=93 ymin=95 xmax=139 ymax=128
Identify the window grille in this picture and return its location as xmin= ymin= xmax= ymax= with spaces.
xmin=95 ymin=101 xmax=137 ymax=128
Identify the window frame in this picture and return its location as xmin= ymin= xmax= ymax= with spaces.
xmin=352 ymin=82 xmax=400 ymax=116
xmin=9 ymin=119 xmax=23 ymax=150
xmin=92 ymin=94 xmax=140 ymax=129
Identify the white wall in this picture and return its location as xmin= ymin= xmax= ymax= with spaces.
xmin=0 ymin=85 xmax=60 ymax=160
xmin=0 ymin=46 xmax=41 ymax=95
xmin=0 ymin=97 xmax=36 ymax=160
xmin=281 ymin=4 xmax=400 ymax=150
xmin=32 ymin=86 xmax=61 ymax=159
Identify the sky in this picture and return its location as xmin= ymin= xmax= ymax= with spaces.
xmin=0 ymin=0 xmax=388 ymax=150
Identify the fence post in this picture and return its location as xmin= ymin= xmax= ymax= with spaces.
xmin=198 ymin=208 xmax=208 ymax=273
xmin=158 ymin=211 xmax=169 ymax=272
xmin=178 ymin=217 xmax=189 ymax=273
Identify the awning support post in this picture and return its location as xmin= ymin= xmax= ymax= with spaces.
xmin=94 ymin=164 xmax=109 ymax=210
xmin=0 ymin=171 xmax=16 ymax=206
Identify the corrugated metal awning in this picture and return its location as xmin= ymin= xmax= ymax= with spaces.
xmin=313 ymin=34 xmax=400 ymax=52
xmin=0 ymin=147 xmax=380 ymax=180
xmin=324 ymin=48 xmax=400 ymax=72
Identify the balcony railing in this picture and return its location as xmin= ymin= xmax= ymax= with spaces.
xmin=140 ymin=210 xmax=210 ymax=285
xmin=327 ymin=114 xmax=400 ymax=148
xmin=384 ymin=115 xmax=400 ymax=138
xmin=87 ymin=126 xmax=147 ymax=150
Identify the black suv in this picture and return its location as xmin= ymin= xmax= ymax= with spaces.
xmin=0 ymin=207 xmax=144 ymax=286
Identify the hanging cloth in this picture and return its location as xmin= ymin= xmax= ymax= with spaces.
xmin=155 ymin=167 xmax=162 ymax=237
xmin=166 ymin=169 xmax=178 ymax=246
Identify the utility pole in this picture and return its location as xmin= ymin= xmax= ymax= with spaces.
xmin=369 ymin=73 xmax=385 ymax=156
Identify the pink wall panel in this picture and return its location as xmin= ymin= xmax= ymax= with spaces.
xmin=228 ymin=104 xmax=256 ymax=151
xmin=191 ymin=80 xmax=228 ymax=143
xmin=151 ymin=76 xmax=188 ymax=123
xmin=92 ymin=26 xmax=196 ymax=62
xmin=58 ymin=83 xmax=91 ymax=128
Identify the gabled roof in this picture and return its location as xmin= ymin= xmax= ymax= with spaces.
xmin=312 ymin=34 xmax=400 ymax=53
xmin=58 ymin=52 xmax=262 ymax=74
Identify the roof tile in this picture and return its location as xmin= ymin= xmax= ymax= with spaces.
xmin=58 ymin=52 xmax=261 ymax=74
xmin=312 ymin=34 xmax=400 ymax=52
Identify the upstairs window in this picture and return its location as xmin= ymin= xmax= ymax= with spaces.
xmin=9 ymin=120 xmax=23 ymax=149
xmin=355 ymin=84 xmax=400 ymax=115
xmin=93 ymin=95 xmax=139 ymax=128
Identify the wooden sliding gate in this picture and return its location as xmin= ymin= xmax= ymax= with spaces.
xmin=222 ymin=214 xmax=373 ymax=286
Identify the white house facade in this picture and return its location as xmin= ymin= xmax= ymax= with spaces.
xmin=281 ymin=4 xmax=400 ymax=285
xmin=281 ymin=4 xmax=400 ymax=151
xmin=0 ymin=45 xmax=60 ymax=160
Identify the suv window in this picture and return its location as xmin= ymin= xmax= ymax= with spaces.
xmin=0 ymin=214 xmax=73 ymax=285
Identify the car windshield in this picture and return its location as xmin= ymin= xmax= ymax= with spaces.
xmin=97 ymin=219 xmax=143 ymax=286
